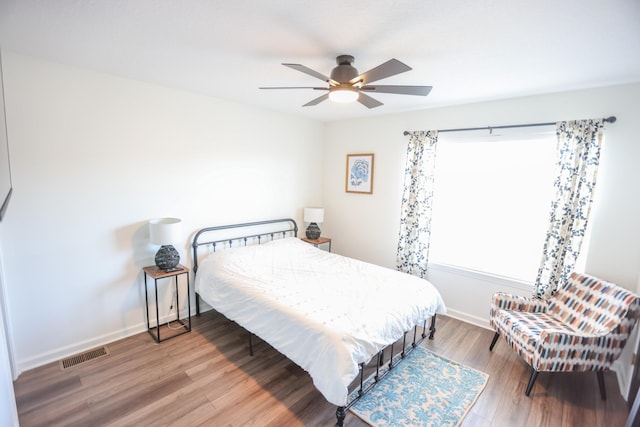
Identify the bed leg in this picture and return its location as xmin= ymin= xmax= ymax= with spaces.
xmin=336 ymin=406 xmax=346 ymax=427
xmin=429 ymin=314 xmax=437 ymax=339
xmin=195 ymin=294 xmax=201 ymax=316
xmin=249 ymin=333 xmax=254 ymax=356
xmin=401 ymin=331 xmax=407 ymax=357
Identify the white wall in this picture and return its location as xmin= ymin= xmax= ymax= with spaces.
xmin=0 ymin=241 xmax=18 ymax=426
xmin=0 ymin=52 xmax=324 ymax=372
xmin=324 ymin=82 xmax=640 ymax=315
xmin=323 ymin=82 xmax=640 ymax=395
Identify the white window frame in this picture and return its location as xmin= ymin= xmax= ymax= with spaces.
xmin=427 ymin=125 xmax=566 ymax=284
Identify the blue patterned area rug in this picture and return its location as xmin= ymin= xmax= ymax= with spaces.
xmin=349 ymin=346 xmax=488 ymax=427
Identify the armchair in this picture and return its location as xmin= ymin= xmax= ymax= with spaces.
xmin=489 ymin=272 xmax=640 ymax=398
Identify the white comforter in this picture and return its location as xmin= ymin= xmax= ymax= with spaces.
xmin=195 ymin=237 xmax=446 ymax=406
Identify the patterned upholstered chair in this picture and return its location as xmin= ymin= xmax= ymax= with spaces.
xmin=489 ymin=272 xmax=640 ymax=398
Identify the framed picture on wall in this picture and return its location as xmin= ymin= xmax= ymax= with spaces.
xmin=346 ymin=153 xmax=374 ymax=194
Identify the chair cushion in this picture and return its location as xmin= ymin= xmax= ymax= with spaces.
xmin=492 ymin=309 xmax=576 ymax=369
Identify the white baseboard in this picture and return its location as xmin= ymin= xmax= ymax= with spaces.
xmin=16 ymin=309 xmax=190 ymax=375
xmin=16 ymin=305 xmax=484 ymax=374
xmin=444 ymin=308 xmax=492 ymax=331
xmin=16 ymin=323 xmax=146 ymax=375
xmin=16 ymin=302 xmax=633 ymax=404
xmin=613 ymin=358 xmax=632 ymax=401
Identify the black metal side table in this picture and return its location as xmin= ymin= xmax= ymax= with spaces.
xmin=143 ymin=264 xmax=191 ymax=343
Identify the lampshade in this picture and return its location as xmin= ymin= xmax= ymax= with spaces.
xmin=304 ymin=208 xmax=324 ymax=224
xmin=149 ymin=218 xmax=182 ymax=271
xmin=149 ymin=218 xmax=182 ymax=245
xmin=329 ymin=88 xmax=359 ymax=103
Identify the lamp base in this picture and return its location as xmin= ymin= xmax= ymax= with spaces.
xmin=305 ymin=223 xmax=321 ymax=240
xmin=155 ymin=245 xmax=180 ymax=271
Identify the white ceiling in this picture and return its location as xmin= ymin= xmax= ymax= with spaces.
xmin=1 ymin=0 xmax=639 ymax=122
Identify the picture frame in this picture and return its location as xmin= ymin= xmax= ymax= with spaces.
xmin=345 ymin=153 xmax=374 ymax=194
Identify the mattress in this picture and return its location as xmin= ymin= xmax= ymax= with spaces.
xmin=195 ymin=237 xmax=446 ymax=406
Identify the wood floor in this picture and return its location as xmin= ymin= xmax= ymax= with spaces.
xmin=14 ymin=311 xmax=631 ymax=426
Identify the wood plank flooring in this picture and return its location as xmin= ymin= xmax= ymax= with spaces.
xmin=13 ymin=311 xmax=631 ymax=426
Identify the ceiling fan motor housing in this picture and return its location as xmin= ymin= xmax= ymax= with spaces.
xmin=330 ymin=55 xmax=359 ymax=83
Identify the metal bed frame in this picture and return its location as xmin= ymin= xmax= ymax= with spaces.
xmin=191 ymin=218 xmax=437 ymax=426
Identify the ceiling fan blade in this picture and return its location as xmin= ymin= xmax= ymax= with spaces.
xmin=357 ymin=92 xmax=383 ymax=109
xmin=360 ymin=85 xmax=432 ymax=96
xmin=303 ymin=93 xmax=330 ymax=107
xmin=350 ymin=59 xmax=411 ymax=86
xmin=283 ymin=63 xmax=339 ymax=85
xmin=259 ymin=86 xmax=329 ymax=90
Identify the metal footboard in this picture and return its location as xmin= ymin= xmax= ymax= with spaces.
xmin=335 ymin=315 xmax=437 ymax=426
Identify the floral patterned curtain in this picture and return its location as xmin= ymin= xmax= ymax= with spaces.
xmin=397 ymin=130 xmax=439 ymax=278
xmin=534 ymin=119 xmax=604 ymax=299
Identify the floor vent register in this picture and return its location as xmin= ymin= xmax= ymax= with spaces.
xmin=60 ymin=346 xmax=109 ymax=370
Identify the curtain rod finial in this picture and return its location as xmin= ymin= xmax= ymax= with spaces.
xmin=605 ymin=116 xmax=616 ymax=124
xmin=403 ymin=131 xmax=410 ymax=136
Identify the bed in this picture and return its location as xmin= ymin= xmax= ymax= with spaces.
xmin=192 ymin=218 xmax=446 ymax=426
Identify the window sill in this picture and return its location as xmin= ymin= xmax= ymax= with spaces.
xmin=427 ymin=262 xmax=533 ymax=293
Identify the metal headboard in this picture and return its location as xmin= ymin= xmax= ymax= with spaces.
xmin=191 ymin=218 xmax=298 ymax=276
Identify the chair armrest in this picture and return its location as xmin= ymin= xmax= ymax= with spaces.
xmin=491 ymin=292 xmax=548 ymax=314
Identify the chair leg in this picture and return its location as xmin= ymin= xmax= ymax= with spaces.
xmin=489 ymin=332 xmax=500 ymax=351
xmin=597 ymin=371 xmax=607 ymax=400
xmin=526 ymin=369 xmax=539 ymax=396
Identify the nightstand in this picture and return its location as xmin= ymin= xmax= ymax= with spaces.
xmin=142 ymin=264 xmax=191 ymax=343
xmin=300 ymin=236 xmax=332 ymax=252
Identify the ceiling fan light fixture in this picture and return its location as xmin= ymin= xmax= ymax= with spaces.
xmin=329 ymin=88 xmax=359 ymax=103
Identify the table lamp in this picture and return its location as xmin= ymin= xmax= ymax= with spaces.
xmin=149 ymin=218 xmax=182 ymax=271
xmin=303 ymin=207 xmax=324 ymax=240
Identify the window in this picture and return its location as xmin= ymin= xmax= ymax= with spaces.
xmin=428 ymin=126 xmax=559 ymax=283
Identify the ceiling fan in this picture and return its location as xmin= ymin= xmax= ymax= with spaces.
xmin=259 ymin=55 xmax=432 ymax=109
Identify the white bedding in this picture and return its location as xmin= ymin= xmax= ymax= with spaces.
xmin=195 ymin=237 xmax=446 ymax=406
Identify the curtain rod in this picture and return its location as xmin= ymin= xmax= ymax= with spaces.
xmin=402 ymin=116 xmax=617 ymax=136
